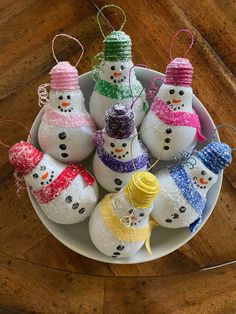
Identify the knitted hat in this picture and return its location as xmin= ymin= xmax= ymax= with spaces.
xmin=197 ymin=142 xmax=232 ymax=174
xmin=104 ymin=31 xmax=132 ymax=61
xmin=164 ymin=57 xmax=193 ymax=87
xmin=105 ymin=103 xmax=135 ymax=139
xmin=124 ymin=172 xmax=160 ymax=208
xmin=9 ymin=141 xmax=43 ymax=176
xmin=50 ymin=61 xmax=79 ymax=90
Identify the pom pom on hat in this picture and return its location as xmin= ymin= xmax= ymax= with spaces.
xmin=164 ymin=57 xmax=193 ymax=87
xmin=105 ymin=103 xmax=135 ymax=139
xmin=197 ymin=142 xmax=232 ymax=174
xmin=50 ymin=61 xmax=79 ymax=91
xmin=104 ymin=31 xmax=132 ymax=61
xmin=9 ymin=141 xmax=43 ymax=176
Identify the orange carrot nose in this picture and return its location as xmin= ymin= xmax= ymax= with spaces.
xmin=131 ymin=215 xmax=136 ymax=221
xmin=41 ymin=172 xmax=48 ymax=180
xmin=115 ymin=148 xmax=123 ymax=153
xmin=172 ymin=99 xmax=181 ymax=104
xmin=62 ymin=102 xmax=70 ymax=107
xmin=114 ymin=72 xmax=121 ymax=78
xmin=200 ymin=177 xmax=208 ymax=185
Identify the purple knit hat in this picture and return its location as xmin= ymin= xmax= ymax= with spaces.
xmin=164 ymin=57 xmax=193 ymax=87
xmin=105 ymin=103 xmax=135 ymax=139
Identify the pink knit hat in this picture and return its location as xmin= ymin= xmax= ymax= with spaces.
xmin=50 ymin=61 xmax=79 ymax=91
xmin=164 ymin=57 xmax=193 ymax=87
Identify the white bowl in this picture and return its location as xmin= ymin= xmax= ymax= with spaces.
xmin=28 ymin=68 xmax=222 ymax=264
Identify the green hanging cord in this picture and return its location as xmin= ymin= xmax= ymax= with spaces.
xmin=97 ymin=4 xmax=127 ymax=39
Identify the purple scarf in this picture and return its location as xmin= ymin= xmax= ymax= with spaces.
xmin=97 ymin=146 xmax=150 ymax=173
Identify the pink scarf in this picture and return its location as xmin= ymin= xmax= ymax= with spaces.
xmin=151 ymin=98 xmax=206 ymax=142
xmin=42 ymin=108 xmax=96 ymax=129
xmin=32 ymin=164 xmax=94 ymax=204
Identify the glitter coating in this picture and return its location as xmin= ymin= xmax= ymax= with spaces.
xmin=164 ymin=57 xmax=193 ymax=87
xmin=104 ymin=31 xmax=132 ymax=61
xmin=170 ymin=165 xmax=206 ymax=215
xmin=32 ymin=163 xmax=94 ymax=204
xmin=197 ymin=142 xmax=232 ymax=174
xmin=105 ymin=103 xmax=134 ymax=139
xmin=9 ymin=141 xmax=43 ymax=176
xmin=97 ymin=145 xmax=150 ymax=173
xmin=50 ymin=61 xmax=79 ymax=90
xmin=151 ymin=98 xmax=206 ymax=142
xmin=94 ymin=79 xmax=144 ymax=99
xmin=43 ymin=108 xmax=96 ymax=129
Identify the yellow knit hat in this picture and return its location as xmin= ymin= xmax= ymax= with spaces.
xmin=124 ymin=171 xmax=160 ymax=208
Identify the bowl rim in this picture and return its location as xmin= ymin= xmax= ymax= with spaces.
xmin=27 ymin=67 xmax=222 ymax=264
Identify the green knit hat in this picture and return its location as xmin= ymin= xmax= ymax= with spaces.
xmin=104 ymin=31 xmax=132 ymax=61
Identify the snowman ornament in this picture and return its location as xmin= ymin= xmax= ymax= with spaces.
xmin=89 ymin=171 xmax=159 ymax=258
xmin=93 ymin=103 xmax=149 ymax=192
xmin=151 ymin=141 xmax=232 ymax=232
xmin=89 ymin=5 xmax=147 ymax=129
xmin=38 ymin=34 xmax=96 ymax=163
xmin=9 ymin=141 xmax=99 ymax=224
xmin=141 ymin=29 xmax=206 ymax=160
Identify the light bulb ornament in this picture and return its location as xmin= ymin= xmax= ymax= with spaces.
xmin=151 ymin=124 xmax=234 ymax=233
xmin=37 ymin=33 xmax=96 ymax=163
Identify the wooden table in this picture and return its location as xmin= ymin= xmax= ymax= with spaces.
xmin=0 ymin=1 xmax=235 ymax=313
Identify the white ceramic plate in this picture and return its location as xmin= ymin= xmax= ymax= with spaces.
xmin=27 ymin=67 xmax=222 ymax=264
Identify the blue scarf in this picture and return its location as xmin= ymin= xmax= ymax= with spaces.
xmin=170 ymin=165 xmax=206 ymax=232
xmin=97 ymin=146 xmax=150 ymax=173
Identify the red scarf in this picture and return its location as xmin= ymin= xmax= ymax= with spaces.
xmin=32 ymin=164 xmax=94 ymax=204
xmin=151 ymin=98 xmax=206 ymax=142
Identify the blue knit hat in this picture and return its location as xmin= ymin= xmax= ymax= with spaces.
xmin=197 ymin=142 xmax=232 ymax=174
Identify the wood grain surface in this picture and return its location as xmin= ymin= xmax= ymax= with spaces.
xmin=0 ymin=0 xmax=235 ymax=313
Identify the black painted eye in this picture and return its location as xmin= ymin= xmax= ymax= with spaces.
xmin=111 ymin=65 xmax=116 ymax=71
xmin=169 ymin=89 xmax=175 ymax=94
xmin=201 ymin=171 xmax=206 ymax=175
xmin=128 ymin=209 xmax=133 ymax=214
xmin=193 ymin=177 xmax=197 ymax=181
xmin=33 ymin=173 xmax=38 ymax=179
xmin=122 ymin=143 xmax=127 ymax=147
xmin=209 ymin=177 xmax=212 ymax=181
xmin=139 ymin=212 xmax=145 ymax=217
xmin=67 ymin=95 xmax=71 ymax=100
xmin=40 ymin=165 xmax=46 ymax=171
xmin=179 ymin=90 xmax=184 ymax=96
xmin=121 ymin=65 xmax=125 ymax=70
xmin=58 ymin=95 xmax=63 ymax=100
xmin=179 ymin=206 xmax=186 ymax=213
xmin=110 ymin=143 xmax=115 ymax=147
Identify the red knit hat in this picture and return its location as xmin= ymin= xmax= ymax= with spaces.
xmin=9 ymin=141 xmax=43 ymax=176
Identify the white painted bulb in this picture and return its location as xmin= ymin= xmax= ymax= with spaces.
xmin=151 ymin=141 xmax=232 ymax=231
xmin=38 ymin=61 xmax=96 ymax=163
xmin=9 ymin=142 xmax=99 ymax=224
xmin=89 ymin=171 xmax=160 ymax=258
xmin=90 ymin=31 xmax=147 ymax=129
xmin=141 ymin=84 xmax=198 ymax=160
xmin=92 ymin=103 xmax=149 ymax=192
xmin=141 ymin=57 xmax=205 ymax=161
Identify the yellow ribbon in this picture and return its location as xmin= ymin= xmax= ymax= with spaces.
xmin=99 ymin=195 xmax=157 ymax=255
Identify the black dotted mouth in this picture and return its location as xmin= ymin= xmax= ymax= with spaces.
xmin=112 ymin=76 xmax=126 ymax=84
xmin=193 ymin=179 xmax=207 ymax=189
xmin=111 ymin=151 xmax=129 ymax=159
xmin=58 ymin=106 xmax=74 ymax=113
xmin=41 ymin=171 xmax=54 ymax=185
